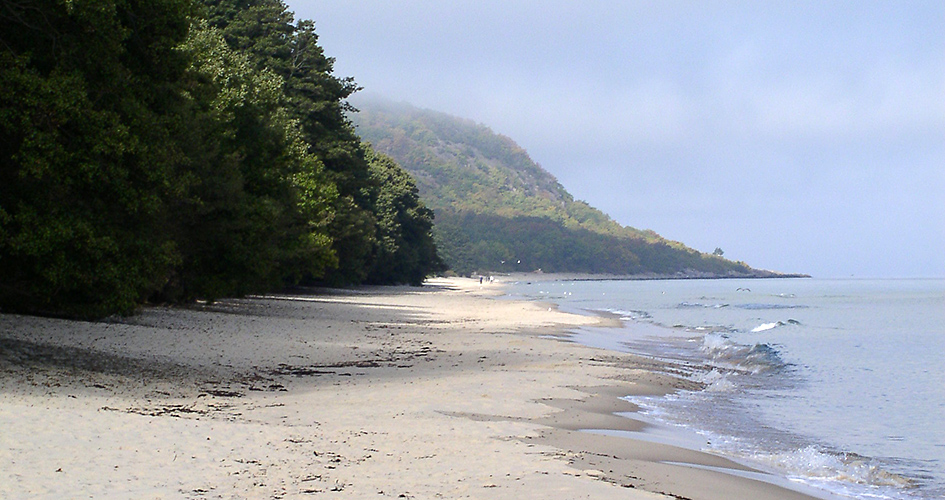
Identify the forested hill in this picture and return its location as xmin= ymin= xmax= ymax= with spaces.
xmin=350 ymin=97 xmax=772 ymax=277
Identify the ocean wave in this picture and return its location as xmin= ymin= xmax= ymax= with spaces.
xmin=694 ymin=369 xmax=737 ymax=392
xmin=607 ymin=308 xmax=652 ymax=321
xmin=751 ymin=322 xmax=780 ymax=332
xmin=735 ymin=303 xmax=808 ymax=310
xmin=752 ymin=446 xmax=917 ymax=495
xmin=677 ymin=301 xmax=730 ymax=309
xmin=749 ymin=319 xmax=801 ymax=333
xmin=701 ymin=334 xmax=787 ymax=374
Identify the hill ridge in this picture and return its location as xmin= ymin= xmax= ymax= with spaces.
xmin=349 ymin=96 xmax=791 ymax=278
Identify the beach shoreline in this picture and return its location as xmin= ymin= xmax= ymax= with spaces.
xmin=0 ymin=277 xmax=824 ymax=499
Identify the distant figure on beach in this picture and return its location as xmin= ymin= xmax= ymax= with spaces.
xmin=480 ymin=276 xmax=483 ymax=285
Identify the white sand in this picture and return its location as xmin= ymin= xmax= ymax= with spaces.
xmin=0 ymin=278 xmax=818 ymax=499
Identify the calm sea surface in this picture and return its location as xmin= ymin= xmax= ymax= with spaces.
xmin=506 ymin=278 xmax=945 ymax=500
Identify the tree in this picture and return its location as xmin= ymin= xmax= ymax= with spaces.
xmin=158 ymin=21 xmax=337 ymax=302
xmin=0 ymin=0 xmax=443 ymax=318
xmin=0 ymin=0 xmax=194 ymax=317
xmin=364 ymin=149 xmax=443 ymax=285
xmin=0 ymin=1 xmax=340 ymax=317
xmin=201 ymin=0 xmax=441 ymax=285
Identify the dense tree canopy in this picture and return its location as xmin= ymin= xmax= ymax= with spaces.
xmin=200 ymin=0 xmax=439 ymax=286
xmin=1 ymin=0 xmax=195 ymax=317
xmin=160 ymin=20 xmax=338 ymax=302
xmin=0 ymin=0 xmax=441 ymax=318
xmin=364 ymin=148 xmax=443 ymax=285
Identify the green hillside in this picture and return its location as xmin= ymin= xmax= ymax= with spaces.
xmin=349 ymin=97 xmax=770 ymax=278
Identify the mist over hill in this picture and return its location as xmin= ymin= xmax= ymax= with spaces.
xmin=350 ymin=96 xmax=787 ymax=278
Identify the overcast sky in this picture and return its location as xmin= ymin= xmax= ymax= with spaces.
xmin=287 ymin=1 xmax=944 ymax=278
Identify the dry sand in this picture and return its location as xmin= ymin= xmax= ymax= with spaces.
xmin=0 ymin=277 xmax=823 ymax=499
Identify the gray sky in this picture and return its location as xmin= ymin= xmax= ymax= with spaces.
xmin=287 ymin=0 xmax=944 ymax=278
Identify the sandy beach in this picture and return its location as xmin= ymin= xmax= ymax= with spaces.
xmin=0 ymin=277 xmax=824 ymax=499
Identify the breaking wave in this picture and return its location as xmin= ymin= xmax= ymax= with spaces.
xmin=693 ymin=368 xmax=737 ymax=392
xmin=606 ymin=308 xmax=652 ymax=321
xmin=701 ymin=333 xmax=787 ymax=374
xmin=748 ymin=446 xmax=919 ymax=499
xmin=750 ymin=319 xmax=801 ymax=332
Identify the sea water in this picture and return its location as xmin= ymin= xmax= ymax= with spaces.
xmin=506 ymin=278 xmax=945 ymax=500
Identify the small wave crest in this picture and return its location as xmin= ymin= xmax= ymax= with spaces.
xmin=607 ymin=308 xmax=651 ymax=321
xmin=751 ymin=322 xmax=780 ymax=332
xmin=677 ymin=301 xmax=730 ymax=309
xmin=749 ymin=319 xmax=801 ymax=333
xmin=701 ymin=334 xmax=787 ymax=374
xmin=753 ymin=446 xmax=917 ymax=494
xmin=736 ymin=303 xmax=808 ymax=310
xmin=694 ymin=369 xmax=737 ymax=392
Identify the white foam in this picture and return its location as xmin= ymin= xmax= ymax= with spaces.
xmin=751 ymin=322 xmax=780 ymax=332
xmin=700 ymin=333 xmax=785 ymax=374
xmin=746 ymin=446 xmax=918 ymax=499
xmin=696 ymin=369 xmax=736 ymax=392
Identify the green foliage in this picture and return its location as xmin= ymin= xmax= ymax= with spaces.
xmin=365 ymin=149 xmax=444 ymax=285
xmin=350 ymin=98 xmax=652 ymax=239
xmin=202 ymin=0 xmax=371 ymax=283
xmin=1 ymin=0 xmax=439 ymax=318
xmin=432 ymin=211 xmax=752 ymax=276
xmin=0 ymin=0 xmax=193 ymax=317
xmin=157 ymin=21 xmax=337 ymax=302
xmin=351 ymin=98 xmax=756 ymax=277
xmin=201 ymin=0 xmax=441 ymax=286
